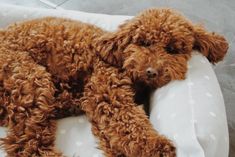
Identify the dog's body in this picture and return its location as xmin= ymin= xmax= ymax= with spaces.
xmin=0 ymin=17 xmax=105 ymax=119
xmin=0 ymin=9 xmax=228 ymax=157
xmin=0 ymin=17 xmax=106 ymax=156
xmin=0 ymin=16 xmax=175 ymax=157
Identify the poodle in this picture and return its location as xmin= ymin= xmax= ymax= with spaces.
xmin=0 ymin=8 xmax=228 ymax=157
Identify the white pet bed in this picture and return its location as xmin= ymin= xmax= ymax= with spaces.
xmin=0 ymin=4 xmax=229 ymax=157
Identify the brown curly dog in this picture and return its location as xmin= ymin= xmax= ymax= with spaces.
xmin=0 ymin=8 xmax=228 ymax=157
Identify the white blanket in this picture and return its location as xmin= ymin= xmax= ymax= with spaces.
xmin=0 ymin=4 xmax=229 ymax=157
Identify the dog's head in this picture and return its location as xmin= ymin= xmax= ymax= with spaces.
xmin=96 ymin=8 xmax=228 ymax=88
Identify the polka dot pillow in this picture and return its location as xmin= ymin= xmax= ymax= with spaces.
xmin=150 ymin=52 xmax=229 ymax=157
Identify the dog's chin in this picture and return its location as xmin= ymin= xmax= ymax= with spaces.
xmin=140 ymin=74 xmax=173 ymax=88
xmin=135 ymin=76 xmax=159 ymax=89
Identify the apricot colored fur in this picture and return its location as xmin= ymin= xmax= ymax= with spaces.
xmin=0 ymin=8 xmax=228 ymax=157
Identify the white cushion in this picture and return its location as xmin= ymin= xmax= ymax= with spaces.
xmin=0 ymin=4 xmax=229 ymax=157
xmin=150 ymin=53 xmax=229 ymax=157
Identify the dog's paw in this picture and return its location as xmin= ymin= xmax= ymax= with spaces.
xmin=155 ymin=140 xmax=176 ymax=157
xmin=147 ymin=136 xmax=176 ymax=157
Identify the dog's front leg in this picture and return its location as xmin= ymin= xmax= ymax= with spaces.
xmin=0 ymin=51 xmax=63 ymax=157
xmin=81 ymin=64 xmax=176 ymax=157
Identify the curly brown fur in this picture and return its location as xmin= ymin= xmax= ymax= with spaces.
xmin=0 ymin=47 xmax=62 ymax=156
xmin=0 ymin=8 xmax=228 ymax=157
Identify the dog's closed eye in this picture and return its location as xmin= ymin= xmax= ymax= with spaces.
xmin=165 ymin=41 xmax=188 ymax=54
xmin=165 ymin=44 xmax=177 ymax=54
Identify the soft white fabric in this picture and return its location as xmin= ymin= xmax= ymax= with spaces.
xmin=150 ymin=53 xmax=229 ymax=157
xmin=0 ymin=4 xmax=229 ymax=157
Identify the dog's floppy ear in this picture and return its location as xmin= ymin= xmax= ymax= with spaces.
xmin=94 ymin=20 xmax=139 ymax=66
xmin=94 ymin=33 xmax=120 ymax=66
xmin=193 ymin=25 xmax=228 ymax=64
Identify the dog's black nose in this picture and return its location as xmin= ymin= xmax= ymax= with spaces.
xmin=146 ymin=67 xmax=157 ymax=78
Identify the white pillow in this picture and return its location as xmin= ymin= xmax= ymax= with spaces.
xmin=150 ymin=52 xmax=229 ymax=157
xmin=0 ymin=4 xmax=229 ymax=157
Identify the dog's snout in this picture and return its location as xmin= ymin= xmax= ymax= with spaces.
xmin=146 ymin=67 xmax=157 ymax=78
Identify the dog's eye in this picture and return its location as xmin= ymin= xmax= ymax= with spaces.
xmin=165 ymin=45 xmax=178 ymax=54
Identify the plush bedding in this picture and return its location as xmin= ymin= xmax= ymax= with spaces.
xmin=0 ymin=4 xmax=229 ymax=157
